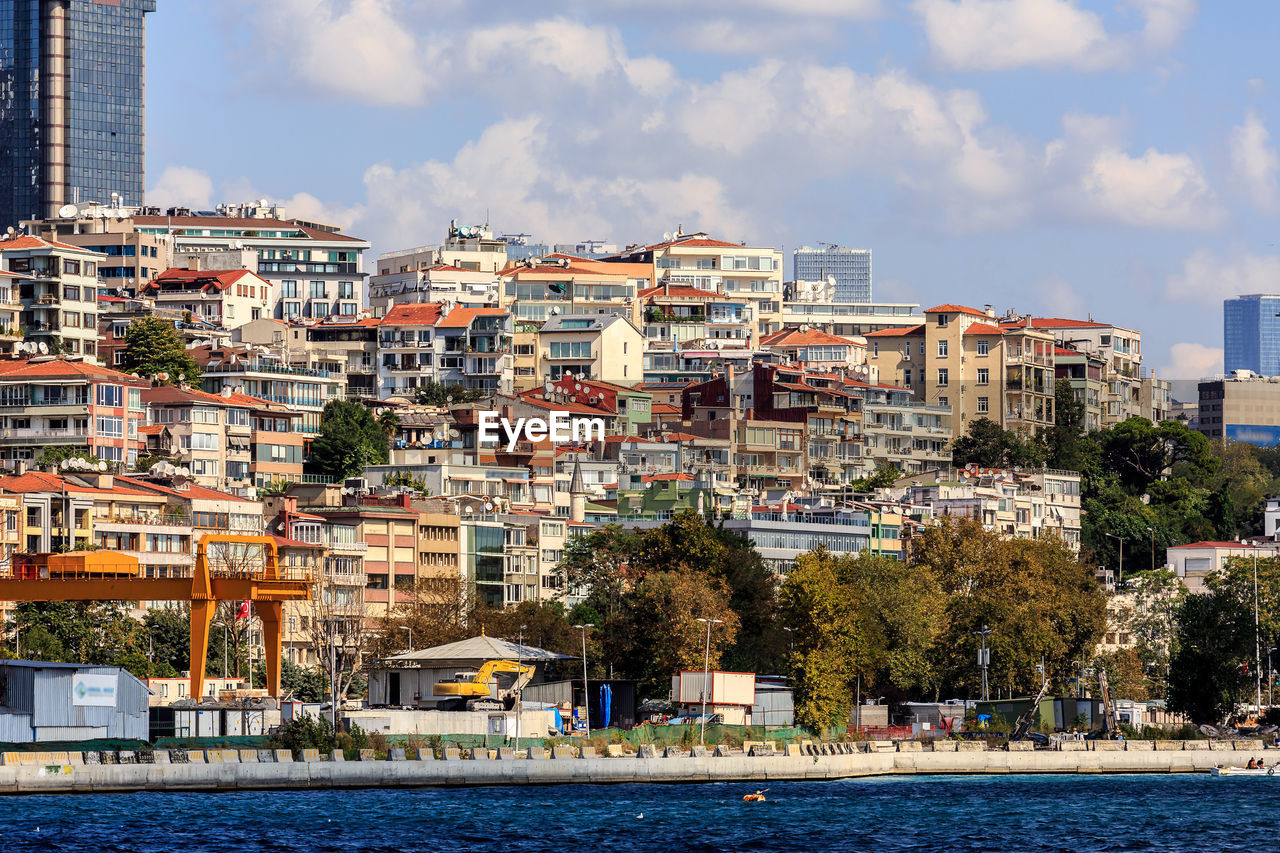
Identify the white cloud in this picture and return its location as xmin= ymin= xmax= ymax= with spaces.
xmin=1166 ymin=249 xmax=1280 ymax=302
xmin=351 ymin=117 xmax=753 ymax=253
xmin=147 ymin=166 xmax=214 ymax=210
xmin=591 ymin=0 xmax=882 ymax=17
xmin=912 ymin=0 xmax=1196 ymax=71
xmin=1229 ymin=111 xmax=1280 ymax=214
xmin=1035 ymin=274 xmax=1085 ymax=318
xmin=254 ymin=0 xmax=434 ymax=106
xmin=1161 ymin=342 xmax=1222 ymax=379
xmin=1078 ymin=147 xmax=1221 ymax=228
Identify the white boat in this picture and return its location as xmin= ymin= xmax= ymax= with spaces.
xmin=1210 ymin=766 xmax=1278 ymax=776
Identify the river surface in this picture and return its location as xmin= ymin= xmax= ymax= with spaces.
xmin=4 ymin=774 xmax=1275 ymax=851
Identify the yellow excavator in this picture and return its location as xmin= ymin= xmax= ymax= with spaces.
xmin=435 ymin=660 xmax=536 ymax=711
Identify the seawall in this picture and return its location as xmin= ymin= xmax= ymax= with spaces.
xmin=0 ymin=741 xmax=1266 ymax=795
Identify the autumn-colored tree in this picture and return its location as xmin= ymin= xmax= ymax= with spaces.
xmin=913 ymin=517 xmax=1106 ymax=698
xmin=609 ymin=569 xmax=739 ymax=697
xmin=780 ymin=549 xmax=946 ymax=729
xmin=557 ymin=525 xmax=641 ymax=622
xmin=1093 ymin=648 xmax=1149 ymax=701
xmin=365 ymin=575 xmax=472 ymax=660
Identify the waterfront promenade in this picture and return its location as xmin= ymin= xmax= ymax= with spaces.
xmin=0 ymin=740 xmax=1265 ymax=794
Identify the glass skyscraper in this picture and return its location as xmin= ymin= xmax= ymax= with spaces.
xmin=1224 ymin=294 xmax=1280 ymax=376
xmin=793 ymin=245 xmax=872 ymax=303
xmin=0 ymin=0 xmax=155 ymax=230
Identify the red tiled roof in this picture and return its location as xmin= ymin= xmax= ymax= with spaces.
xmin=0 ymin=471 xmax=157 ymax=497
xmin=146 ymin=268 xmax=260 ymax=292
xmin=924 ymin=304 xmax=989 ymax=317
xmin=380 ymin=302 xmax=445 ymax=326
xmin=271 ymin=534 xmax=323 ymax=549
xmin=760 ymin=328 xmax=861 ymax=348
xmin=999 ymin=317 xmax=1109 ymax=330
xmin=0 ymin=234 xmax=93 ymax=252
xmin=131 ymin=215 xmax=366 ymax=243
xmin=641 ymin=473 xmax=693 ymax=483
xmin=139 ymin=424 xmax=167 ymax=436
xmin=435 ymin=307 xmax=509 ymax=329
xmin=638 ymin=285 xmax=720 ymax=300
xmin=1169 ymin=541 xmax=1275 ymax=550
xmin=963 ymin=322 xmax=1003 ymax=336
xmin=643 ymin=236 xmax=746 ymax=251
xmin=0 ymin=358 xmax=147 ymax=384
xmin=863 ymin=324 xmax=925 ymax=338
xmin=652 ymin=403 xmax=682 ymax=416
xmin=142 ymin=384 xmax=254 ymax=407
xmin=114 ymin=475 xmax=256 ymax=503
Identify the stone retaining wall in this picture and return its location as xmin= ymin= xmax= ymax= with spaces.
xmin=0 ymin=742 xmax=1259 ymax=795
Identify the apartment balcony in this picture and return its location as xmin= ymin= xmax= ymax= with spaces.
xmin=0 ymin=396 xmax=90 ymax=410
xmin=0 ymin=427 xmax=89 ymax=443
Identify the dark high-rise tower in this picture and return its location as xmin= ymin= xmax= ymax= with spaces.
xmin=0 ymin=0 xmax=155 ymax=229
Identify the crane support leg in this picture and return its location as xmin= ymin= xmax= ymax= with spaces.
xmin=190 ymin=599 xmax=215 ymax=701
xmin=258 ymin=600 xmax=284 ymax=699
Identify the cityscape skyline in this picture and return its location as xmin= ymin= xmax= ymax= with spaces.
xmin=129 ymin=1 xmax=1280 ymax=381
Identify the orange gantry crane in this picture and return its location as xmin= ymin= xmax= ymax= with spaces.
xmin=0 ymin=534 xmax=312 ymax=698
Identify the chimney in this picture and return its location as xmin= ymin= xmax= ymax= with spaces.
xmin=15 ymin=460 xmax=26 ymax=475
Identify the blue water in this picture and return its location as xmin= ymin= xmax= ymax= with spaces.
xmin=4 ymin=775 xmax=1275 ymax=851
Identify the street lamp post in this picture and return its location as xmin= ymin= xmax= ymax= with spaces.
xmin=1106 ymin=533 xmax=1124 ymax=586
xmin=782 ymin=626 xmax=794 ymax=654
xmin=401 ymin=626 xmax=413 ymax=653
xmin=1145 ymin=527 xmax=1156 ymax=573
xmin=573 ymin=623 xmax=593 ymax=737
xmin=696 ymin=617 xmax=725 ymax=746
xmin=1269 ymin=647 xmax=1277 ymax=707
xmin=972 ymin=624 xmax=993 ymax=701
xmin=1249 ymin=544 xmax=1263 ymax=714
xmin=515 ymin=625 xmax=527 ymax=751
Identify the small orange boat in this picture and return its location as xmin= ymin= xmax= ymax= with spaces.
xmin=742 ymin=789 xmax=768 ymax=802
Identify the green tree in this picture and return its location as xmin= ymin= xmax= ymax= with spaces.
xmin=7 ymin=601 xmax=145 ymax=664
xmin=412 ymin=381 xmax=485 ymax=406
xmin=376 ymin=409 xmax=402 ymax=440
xmin=119 ymin=316 xmax=201 ymax=384
xmin=557 ymin=525 xmax=641 ymax=622
xmin=308 ymin=399 xmax=390 ymax=480
xmin=143 ymin=606 xmax=191 ymax=674
xmin=849 ymin=466 xmax=902 ymax=493
xmin=252 ymin=659 xmax=329 ymax=701
xmin=1168 ymin=590 xmax=1252 ymax=724
xmin=950 ymin=417 xmax=1045 ymax=469
xmin=1046 ymin=379 xmax=1095 ymax=471
xmin=1098 ymin=418 xmax=1217 ymax=496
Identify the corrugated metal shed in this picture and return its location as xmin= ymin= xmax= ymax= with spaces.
xmin=0 ymin=661 xmax=151 ymax=743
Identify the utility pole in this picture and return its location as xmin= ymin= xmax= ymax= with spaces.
xmin=973 ymin=624 xmax=993 ymax=701
xmin=515 ymin=624 xmax=526 ymax=751
xmin=696 ymin=617 xmax=724 ymax=746
xmin=1253 ymin=548 xmax=1263 ymax=714
xmin=1106 ymin=533 xmax=1124 ymax=586
xmin=573 ymin=623 xmax=593 ymax=736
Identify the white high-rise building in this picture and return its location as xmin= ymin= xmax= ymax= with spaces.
xmin=793 ymin=245 xmax=872 ymax=303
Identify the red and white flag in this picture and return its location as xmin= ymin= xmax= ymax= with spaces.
xmin=235 ymin=601 xmax=250 ymax=619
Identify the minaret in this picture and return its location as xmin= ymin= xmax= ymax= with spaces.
xmin=569 ymin=459 xmax=587 ymax=523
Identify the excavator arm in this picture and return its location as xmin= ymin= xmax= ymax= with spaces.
xmin=435 ymin=660 xmax=536 ymax=698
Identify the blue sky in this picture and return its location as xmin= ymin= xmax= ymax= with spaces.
xmin=142 ymin=1 xmax=1280 ymax=381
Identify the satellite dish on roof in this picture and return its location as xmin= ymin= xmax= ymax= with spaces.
xmin=38 ymin=342 xmax=48 ymax=354
xmin=663 ymin=232 xmax=672 ymax=241
xmin=98 ymin=461 xmax=107 ymax=472
xmin=58 ymin=204 xmax=79 ymax=219
xmin=60 ymin=459 xmax=71 ymax=470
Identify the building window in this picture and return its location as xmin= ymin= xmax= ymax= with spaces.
xmin=338 ymin=281 xmax=354 ymax=299
xmin=977 ymin=368 xmax=989 ymax=385
xmin=937 ymin=340 xmax=948 ymax=357
xmin=977 ymin=396 xmax=989 ymax=413
xmin=903 ymin=369 xmax=912 ymax=386
xmin=936 ymin=314 xmax=948 ymax=327
xmin=937 ymin=369 xmax=948 ymax=386
xmin=281 ymin=281 xmax=298 ymax=298
xmin=310 ymin=281 xmax=326 ymax=299
xmin=872 ymin=342 xmax=879 ymax=356
xmin=976 ymin=339 xmax=989 ymax=356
